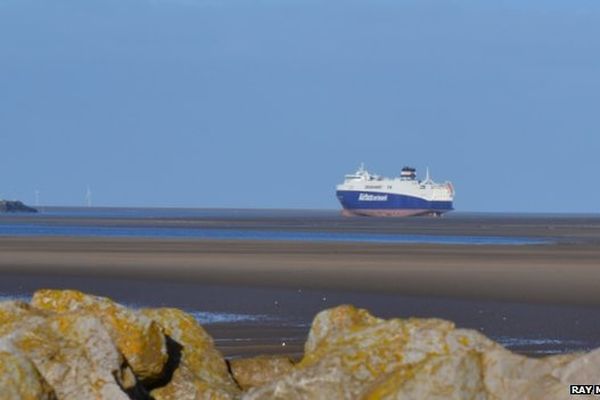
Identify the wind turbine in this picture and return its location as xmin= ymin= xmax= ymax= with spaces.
xmin=85 ymin=186 xmax=92 ymax=207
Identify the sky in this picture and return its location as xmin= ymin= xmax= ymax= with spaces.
xmin=1 ymin=0 xmax=599 ymax=212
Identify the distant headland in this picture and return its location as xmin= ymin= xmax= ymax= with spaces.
xmin=0 ymin=200 xmax=37 ymax=213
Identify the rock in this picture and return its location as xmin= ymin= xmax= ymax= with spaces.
xmin=241 ymin=356 xmax=351 ymax=399
xmin=150 ymin=362 xmax=239 ymax=400
xmin=229 ymin=355 xmax=295 ymax=391
xmin=243 ymin=305 xmax=499 ymax=399
xmin=482 ymin=348 xmax=586 ymax=400
xmin=0 ymin=301 xmax=49 ymax=335
xmin=303 ymin=304 xmax=381 ymax=355
xmin=141 ymin=307 xmax=240 ymax=400
xmin=0 ymin=300 xmax=48 ymax=324
xmin=244 ymin=305 xmax=600 ymax=400
xmin=0 ymin=301 xmax=57 ymax=399
xmin=0 ymin=301 xmax=33 ymax=325
xmin=0 ymin=350 xmax=56 ymax=400
xmin=557 ymin=347 xmax=600 ymax=382
xmin=0 ymin=200 xmax=37 ymax=213
xmin=9 ymin=312 xmax=136 ymax=400
xmin=363 ymin=351 xmax=486 ymax=400
xmin=3 ymin=293 xmax=600 ymax=400
xmin=31 ymin=289 xmax=168 ymax=382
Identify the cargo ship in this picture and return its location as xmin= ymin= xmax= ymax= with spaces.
xmin=335 ymin=164 xmax=454 ymax=217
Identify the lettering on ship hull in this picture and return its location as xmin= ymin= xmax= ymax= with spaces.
xmin=358 ymin=193 xmax=388 ymax=201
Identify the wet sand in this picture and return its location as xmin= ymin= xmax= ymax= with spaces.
xmin=1 ymin=234 xmax=600 ymax=357
xmin=1 ymin=237 xmax=599 ymax=305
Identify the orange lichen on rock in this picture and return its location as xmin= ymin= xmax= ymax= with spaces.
xmin=0 ymin=301 xmax=49 ymax=335
xmin=31 ymin=289 xmax=168 ymax=382
xmin=0 ymin=350 xmax=56 ymax=400
xmin=10 ymin=312 xmax=135 ymax=400
xmin=363 ymin=351 xmax=486 ymax=400
xmin=243 ymin=305 xmax=600 ymax=400
xmin=243 ymin=305 xmax=498 ymax=399
xmin=229 ymin=355 xmax=295 ymax=390
xmin=303 ymin=304 xmax=381 ymax=354
xmin=142 ymin=307 xmax=241 ymax=400
xmin=4 ymin=293 xmax=600 ymax=400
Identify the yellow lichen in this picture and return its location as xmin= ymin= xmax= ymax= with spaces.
xmin=31 ymin=289 xmax=167 ymax=381
xmin=142 ymin=308 xmax=240 ymax=400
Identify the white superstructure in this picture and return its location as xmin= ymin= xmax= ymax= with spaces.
xmin=335 ymin=164 xmax=455 ymax=217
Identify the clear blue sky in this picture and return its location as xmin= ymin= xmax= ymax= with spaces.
xmin=1 ymin=0 xmax=598 ymax=212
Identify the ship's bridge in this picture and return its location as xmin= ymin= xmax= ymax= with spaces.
xmin=400 ymin=166 xmax=416 ymax=181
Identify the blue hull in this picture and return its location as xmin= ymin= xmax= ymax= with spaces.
xmin=336 ymin=190 xmax=453 ymax=216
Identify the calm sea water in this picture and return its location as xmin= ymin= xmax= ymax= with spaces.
xmin=0 ymin=207 xmax=551 ymax=245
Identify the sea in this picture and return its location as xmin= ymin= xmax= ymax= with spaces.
xmin=1 ymin=207 xmax=600 ymax=358
xmin=0 ymin=206 xmax=574 ymax=244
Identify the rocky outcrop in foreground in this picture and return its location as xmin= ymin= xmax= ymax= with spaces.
xmin=0 ymin=200 xmax=37 ymax=213
xmin=1 ymin=290 xmax=599 ymax=399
